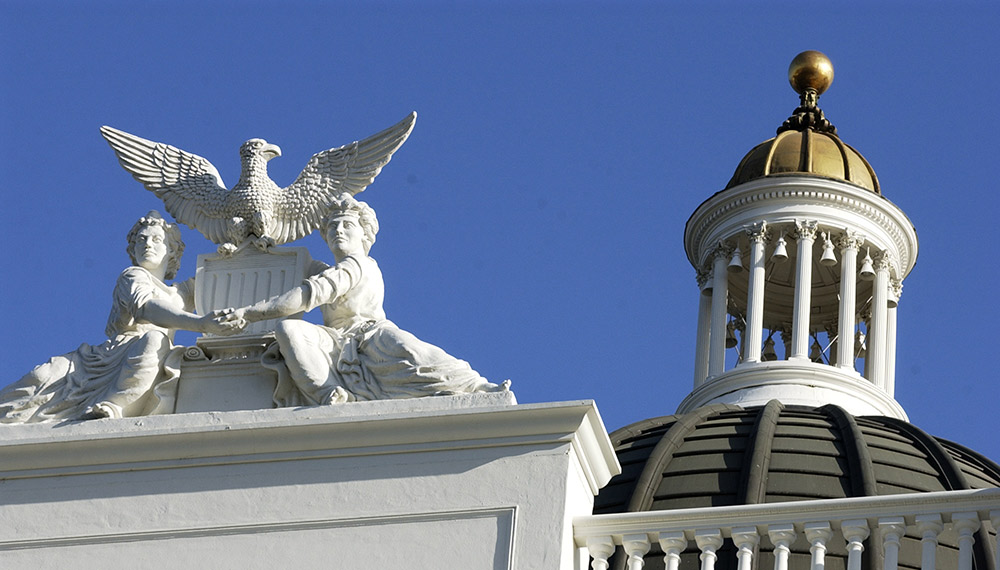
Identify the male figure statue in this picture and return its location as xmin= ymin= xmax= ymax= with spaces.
xmin=230 ymin=194 xmax=509 ymax=406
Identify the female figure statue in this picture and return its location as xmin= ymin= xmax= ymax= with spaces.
xmin=229 ymin=194 xmax=509 ymax=406
xmin=0 ymin=211 xmax=245 ymax=422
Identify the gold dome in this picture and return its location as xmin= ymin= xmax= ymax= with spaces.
xmin=725 ymin=128 xmax=880 ymax=193
xmin=725 ymin=51 xmax=880 ymax=194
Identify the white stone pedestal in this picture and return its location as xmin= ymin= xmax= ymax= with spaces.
xmin=0 ymin=397 xmax=619 ymax=570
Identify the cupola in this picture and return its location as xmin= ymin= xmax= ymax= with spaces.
xmin=726 ymin=51 xmax=879 ymax=193
xmin=681 ymin=51 xmax=918 ymax=419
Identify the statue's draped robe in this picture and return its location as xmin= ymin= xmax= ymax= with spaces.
xmin=265 ymin=254 xmax=502 ymax=406
xmin=0 ymin=267 xmax=189 ymax=423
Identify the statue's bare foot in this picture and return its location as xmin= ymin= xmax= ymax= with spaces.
xmin=492 ymin=380 xmax=512 ymax=392
xmin=217 ymin=243 xmax=239 ymax=257
xmin=326 ymin=386 xmax=351 ymax=404
xmin=79 ymin=402 xmax=117 ymax=420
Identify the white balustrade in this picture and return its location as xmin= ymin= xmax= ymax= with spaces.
xmin=878 ymin=517 xmax=905 ymax=570
xmin=841 ymin=519 xmax=869 ymax=570
xmin=586 ymin=535 xmax=615 ymax=570
xmin=953 ymin=511 xmax=981 ymax=570
xmin=768 ymin=524 xmax=796 ymax=570
xmin=731 ymin=526 xmax=759 ymax=570
xmin=695 ymin=529 xmax=723 ymax=570
xmin=575 ymin=489 xmax=1000 ymax=570
xmin=914 ymin=513 xmax=942 ymax=570
xmin=658 ymin=531 xmax=687 ymax=570
xmin=622 ymin=533 xmax=650 ymax=570
xmin=804 ymin=521 xmax=834 ymax=570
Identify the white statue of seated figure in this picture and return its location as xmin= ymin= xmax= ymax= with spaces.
xmin=229 ymin=194 xmax=510 ymax=406
xmin=0 ymin=212 xmax=245 ymax=423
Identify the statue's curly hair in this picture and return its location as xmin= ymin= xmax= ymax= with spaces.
xmin=126 ymin=210 xmax=185 ymax=279
xmin=323 ymin=194 xmax=379 ymax=254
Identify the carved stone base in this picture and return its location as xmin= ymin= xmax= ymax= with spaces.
xmin=174 ymin=334 xmax=278 ymax=413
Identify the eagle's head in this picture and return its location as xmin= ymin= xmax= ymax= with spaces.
xmin=239 ymin=138 xmax=282 ymax=165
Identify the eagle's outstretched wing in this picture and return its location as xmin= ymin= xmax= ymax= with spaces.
xmin=271 ymin=112 xmax=416 ymax=244
xmin=100 ymin=126 xmax=234 ymax=245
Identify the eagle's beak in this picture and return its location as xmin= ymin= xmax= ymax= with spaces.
xmin=262 ymin=143 xmax=281 ymax=160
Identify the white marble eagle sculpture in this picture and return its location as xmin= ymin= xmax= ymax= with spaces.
xmin=100 ymin=112 xmax=416 ymax=254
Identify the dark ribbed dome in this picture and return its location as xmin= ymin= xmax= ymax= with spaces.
xmin=594 ymin=401 xmax=1000 ymax=569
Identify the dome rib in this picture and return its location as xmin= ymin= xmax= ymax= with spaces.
xmin=737 ymin=400 xmax=783 ymax=505
xmin=879 ymin=417 xmax=971 ymax=491
xmin=626 ymin=404 xmax=737 ymax=512
xmin=821 ymin=404 xmax=878 ymax=496
xmin=822 ymin=404 xmax=883 ymax=569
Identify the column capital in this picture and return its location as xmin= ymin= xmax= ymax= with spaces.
xmin=874 ymin=250 xmax=893 ymax=273
xmin=712 ymin=241 xmax=735 ymax=260
xmin=836 ymin=230 xmax=866 ymax=251
xmin=696 ymin=268 xmax=711 ymax=290
xmin=890 ymin=279 xmax=903 ymax=302
xmin=745 ymin=221 xmax=769 ymax=243
xmin=794 ymin=220 xmax=819 ymax=240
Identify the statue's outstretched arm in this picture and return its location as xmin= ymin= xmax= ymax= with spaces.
xmin=233 ymin=285 xmax=309 ymax=324
xmin=137 ymin=299 xmax=245 ymax=336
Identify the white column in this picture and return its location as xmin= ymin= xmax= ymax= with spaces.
xmin=695 ymin=529 xmax=724 ymax=570
xmin=694 ymin=271 xmax=712 ymax=387
xmin=586 ymin=536 xmax=615 ymax=570
xmin=886 ymin=280 xmax=902 ymax=397
xmin=915 ymin=514 xmax=942 ymax=570
xmin=841 ymin=519 xmax=869 ymax=570
xmin=708 ymin=244 xmax=732 ymax=377
xmin=804 ymin=522 xmax=833 ymax=570
xmin=879 ymin=517 xmax=906 ymax=570
xmin=658 ymin=532 xmax=687 ymax=570
xmin=791 ymin=221 xmax=818 ymax=360
xmin=867 ymin=253 xmax=892 ymax=390
xmin=953 ymin=512 xmax=981 ymax=570
xmin=836 ymin=232 xmax=864 ymax=369
xmin=768 ymin=524 xmax=796 ymax=570
xmin=731 ymin=527 xmax=759 ymax=570
xmin=744 ymin=222 xmax=768 ymax=363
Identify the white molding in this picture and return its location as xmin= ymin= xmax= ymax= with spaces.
xmin=685 ymin=177 xmax=918 ymax=279
xmin=574 ymin=489 xmax=1000 ymax=545
xmin=675 ymin=361 xmax=908 ymax=419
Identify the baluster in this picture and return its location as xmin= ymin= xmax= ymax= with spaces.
xmin=658 ymin=531 xmax=687 ymax=570
xmin=915 ymin=514 xmax=942 ymax=570
xmin=695 ymin=529 xmax=724 ymax=570
xmin=952 ymin=512 xmax=981 ymax=570
xmin=804 ymin=522 xmax=834 ymax=570
xmin=878 ymin=517 xmax=906 ymax=570
xmin=841 ymin=520 xmax=869 ymax=570
xmin=586 ymin=536 xmax=616 ymax=570
xmin=991 ymin=511 xmax=1000 ymax=570
xmin=623 ymin=534 xmax=651 ymax=570
xmin=731 ymin=526 xmax=760 ymax=570
xmin=767 ymin=524 xmax=796 ymax=570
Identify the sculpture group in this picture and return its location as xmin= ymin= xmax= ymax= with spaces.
xmin=1 ymin=115 xmax=509 ymax=424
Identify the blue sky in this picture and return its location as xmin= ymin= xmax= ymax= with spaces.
xmin=2 ymin=1 xmax=997 ymax=462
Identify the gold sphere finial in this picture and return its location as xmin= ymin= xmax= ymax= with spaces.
xmin=788 ymin=50 xmax=834 ymax=96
